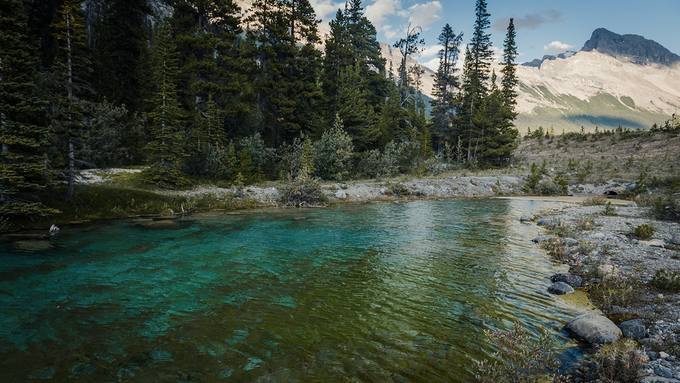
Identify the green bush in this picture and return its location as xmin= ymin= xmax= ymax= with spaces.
xmin=314 ymin=115 xmax=354 ymax=181
xmin=632 ymin=224 xmax=655 ymax=240
xmin=473 ymin=323 xmax=562 ymax=383
xmin=650 ymin=269 xmax=680 ymax=292
xmin=603 ymin=202 xmax=617 ymax=216
xmin=590 ymin=339 xmax=645 ymax=383
xmin=279 ymin=177 xmax=326 ymax=207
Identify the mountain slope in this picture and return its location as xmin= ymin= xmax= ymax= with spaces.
xmin=582 ymin=28 xmax=680 ymax=66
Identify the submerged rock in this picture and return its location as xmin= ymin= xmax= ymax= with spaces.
xmin=548 ymin=282 xmax=575 ymax=295
xmin=532 ymin=235 xmax=552 ymax=244
xmin=551 ymin=273 xmax=583 ymax=288
xmin=567 ymin=313 xmax=622 ymax=344
xmin=13 ymin=240 xmax=52 ymax=252
xmin=519 ymin=215 xmax=532 ymax=223
xmin=619 ymin=319 xmax=647 ymax=340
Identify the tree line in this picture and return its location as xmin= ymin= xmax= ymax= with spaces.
xmin=0 ymin=0 xmax=518 ymax=218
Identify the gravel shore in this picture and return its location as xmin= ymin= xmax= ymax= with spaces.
xmin=533 ymin=201 xmax=680 ymax=381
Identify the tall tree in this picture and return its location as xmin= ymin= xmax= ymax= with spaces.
xmin=49 ymin=0 xmax=93 ymax=199
xmin=394 ymin=23 xmax=424 ymax=100
xmin=144 ymin=21 xmax=186 ymax=188
xmin=500 ymin=17 xmax=518 ymax=115
xmin=93 ymin=0 xmax=151 ymax=112
xmin=431 ymin=24 xmax=463 ymax=149
xmin=248 ymin=0 xmax=323 ymax=146
xmin=0 ymin=0 xmax=53 ymax=217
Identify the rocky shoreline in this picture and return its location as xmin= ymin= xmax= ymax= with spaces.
xmin=532 ymin=201 xmax=680 ymax=382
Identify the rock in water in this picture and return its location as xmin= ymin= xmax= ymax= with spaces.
xmin=548 ymin=282 xmax=575 ymax=295
xmin=567 ymin=313 xmax=622 ymax=344
xmin=619 ymin=319 xmax=647 ymax=340
xmin=13 ymin=240 xmax=52 ymax=252
xmin=551 ymin=273 xmax=583 ymax=288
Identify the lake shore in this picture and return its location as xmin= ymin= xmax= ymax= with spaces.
xmin=532 ymin=201 xmax=680 ymax=381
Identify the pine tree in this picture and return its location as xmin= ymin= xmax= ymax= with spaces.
xmin=248 ymin=0 xmax=323 ymax=146
xmin=394 ymin=23 xmax=425 ymax=100
xmin=0 ymin=0 xmax=53 ymax=217
xmin=144 ymin=21 xmax=186 ymax=188
xmin=431 ymin=24 xmax=463 ymax=149
xmin=501 ymin=18 xmax=518 ymax=115
xmin=93 ymin=0 xmax=151 ymax=112
xmin=49 ymin=0 xmax=93 ymax=199
xmin=337 ymin=64 xmax=378 ymax=151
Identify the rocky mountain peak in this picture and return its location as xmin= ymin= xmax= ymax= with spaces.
xmin=581 ymin=28 xmax=680 ymax=65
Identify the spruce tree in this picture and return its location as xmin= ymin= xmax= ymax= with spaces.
xmin=501 ymin=18 xmax=519 ymax=115
xmin=431 ymin=24 xmax=463 ymax=149
xmin=0 ymin=0 xmax=53 ymax=217
xmin=93 ymin=0 xmax=151 ymax=112
xmin=337 ymin=64 xmax=378 ymax=151
xmin=144 ymin=21 xmax=186 ymax=188
xmin=49 ymin=0 xmax=93 ymax=199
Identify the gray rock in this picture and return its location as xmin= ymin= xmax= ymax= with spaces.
xmin=619 ymin=319 xmax=647 ymax=340
xmin=654 ymin=364 xmax=675 ymax=379
xmin=334 ymin=189 xmax=348 ymax=200
xmin=551 ymin=273 xmax=583 ymax=288
xmin=520 ymin=215 xmax=532 ymax=223
xmin=548 ymin=282 xmax=574 ymax=295
xmin=567 ymin=313 xmax=622 ymax=344
xmin=641 ymin=376 xmax=680 ymax=383
xmin=669 ymin=233 xmax=680 ymax=246
xmin=537 ymin=218 xmax=559 ymax=228
xmin=532 ymin=235 xmax=552 ymax=244
xmin=563 ymin=238 xmax=579 ymax=247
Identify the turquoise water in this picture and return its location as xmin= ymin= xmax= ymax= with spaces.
xmin=0 ymin=199 xmax=580 ymax=382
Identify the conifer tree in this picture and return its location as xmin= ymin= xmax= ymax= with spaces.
xmin=0 ymin=0 xmax=53 ymax=217
xmin=337 ymin=64 xmax=378 ymax=151
xmin=93 ymin=0 xmax=151 ymax=112
xmin=394 ymin=23 xmax=425 ymax=100
xmin=144 ymin=21 xmax=186 ymax=188
xmin=501 ymin=18 xmax=518 ymax=115
xmin=431 ymin=24 xmax=463 ymax=149
xmin=49 ymin=0 xmax=93 ymax=199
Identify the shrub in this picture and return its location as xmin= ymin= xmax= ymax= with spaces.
xmin=358 ymin=146 xmax=400 ymax=179
xmin=584 ymin=196 xmax=608 ymax=206
xmin=542 ymin=238 xmax=567 ymax=261
xmin=632 ymin=224 xmax=655 ymax=240
xmin=523 ymin=163 xmax=542 ymax=194
xmin=473 ymin=323 xmax=562 ymax=383
xmin=575 ymin=217 xmax=595 ymax=231
xmin=650 ymin=269 xmax=680 ymax=292
xmin=589 ymin=274 xmax=641 ymax=311
xmin=385 ymin=182 xmax=411 ymax=197
xmin=314 ymin=115 xmax=354 ymax=181
xmin=603 ymin=202 xmax=617 ymax=216
xmin=590 ymin=339 xmax=646 ymax=383
xmin=279 ymin=176 xmax=326 ymax=207
xmin=646 ymin=194 xmax=680 ymax=222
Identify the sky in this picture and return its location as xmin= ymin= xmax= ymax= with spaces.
xmin=307 ymin=0 xmax=680 ymax=70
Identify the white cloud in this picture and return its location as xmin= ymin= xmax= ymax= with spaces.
xmin=421 ymin=44 xmax=443 ymax=58
xmin=544 ymin=40 xmax=574 ymax=52
xmin=366 ymin=0 xmax=404 ymax=31
xmin=310 ymin=0 xmax=345 ymax=21
xmin=407 ymin=1 xmax=442 ymax=30
xmin=423 ymin=57 xmax=440 ymax=71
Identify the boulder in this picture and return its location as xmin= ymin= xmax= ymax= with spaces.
xmin=548 ymin=282 xmax=575 ymax=295
xmin=532 ymin=235 xmax=552 ymax=244
xmin=619 ymin=319 xmax=647 ymax=340
xmin=334 ymin=189 xmax=348 ymax=200
xmin=653 ymin=364 xmax=674 ymax=379
xmin=551 ymin=273 xmax=583 ymax=288
xmin=566 ymin=313 xmax=622 ymax=344
xmin=519 ymin=215 xmax=532 ymax=223
xmin=13 ymin=240 xmax=52 ymax=252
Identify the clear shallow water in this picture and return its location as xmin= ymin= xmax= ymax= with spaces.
xmin=0 ymin=199 xmax=581 ymax=382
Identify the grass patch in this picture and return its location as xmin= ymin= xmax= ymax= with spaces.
xmin=632 ymin=224 xmax=655 ymax=240
xmin=590 ymin=339 xmax=645 ymax=383
xmin=650 ymin=269 xmax=680 ymax=293
xmin=588 ymin=274 xmax=642 ymax=311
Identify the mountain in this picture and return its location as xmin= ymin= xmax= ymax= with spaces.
xmin=582 ymin=28 xmax=680 ymax=66
xmin=523 ymin=51 xmax=576 ymax=68
xmin=514 ymin=29 xmax=680 ymax=132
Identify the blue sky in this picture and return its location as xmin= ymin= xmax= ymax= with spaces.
xmin=309 ymin=0 xmax=680 ymax=69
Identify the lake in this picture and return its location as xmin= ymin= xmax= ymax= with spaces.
xmin=0 ymin=199 xmax=582 ymax=382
